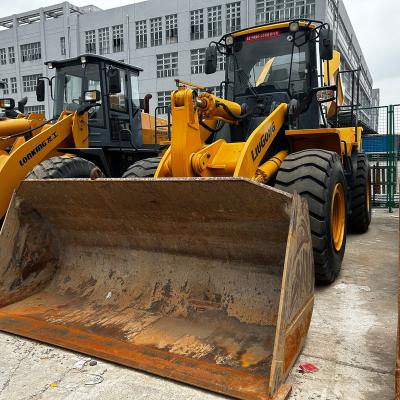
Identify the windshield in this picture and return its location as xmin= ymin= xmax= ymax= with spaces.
xmin=228 ymin=30 xmax=310 ymax=98
xmin=54 ymin=63 xmax=103 ymax=126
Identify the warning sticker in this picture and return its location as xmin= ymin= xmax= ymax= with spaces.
xmin=244 ymin=31 xmax=281 ymax=42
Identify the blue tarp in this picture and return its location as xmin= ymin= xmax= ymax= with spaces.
xmin=362 ymin=135 xmax=400 ymax=153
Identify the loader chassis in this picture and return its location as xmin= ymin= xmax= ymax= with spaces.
xmin=151 ymin=21 xmax=368 ymax=285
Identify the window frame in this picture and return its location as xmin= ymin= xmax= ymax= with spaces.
xmin=85 ymin=30 xmax=96 ymax=54
xmin=150 ymin=17 xmax=163 ymax=47
xmin=112 ymin=24 xmax=124 ymax=53
xmin=190 ymin=9 xmax=204 ymax=41
xmin=156 ymin=52 xmax=178 ymax=78
xmin=135 ymin=20 xmax=148 ymax=49
xmin=165 ymin=14 xmax=178 ymax=44
xmin=190 ymin=48 xmax=206 ymax=74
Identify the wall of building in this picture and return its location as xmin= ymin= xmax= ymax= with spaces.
xmin=0 ymin=0 xmax=377 ymax=121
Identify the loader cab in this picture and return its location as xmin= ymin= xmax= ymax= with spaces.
xmin=45 ymin=55 xmax=143 ymax=150
xmin=206 ymin=20 xmax=334 ymax=134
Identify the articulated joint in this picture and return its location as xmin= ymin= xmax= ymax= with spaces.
xmin=191 ymin=151 xmax=212 ymax=175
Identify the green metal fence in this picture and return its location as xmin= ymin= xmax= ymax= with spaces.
xmin=360 ymin=105 xmax=399 ymax=211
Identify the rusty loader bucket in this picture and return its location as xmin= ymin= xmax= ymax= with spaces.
xmin=0 ymin=178 xmax=314 ymax=400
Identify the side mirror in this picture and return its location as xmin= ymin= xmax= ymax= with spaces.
xmin=319 ymin=28 xmax=334 ymax=61
xmin=108 ymin=68 xmax=121 ymax=94
xmin=36 ymin=78 xmax=45 ymax=102
xmin=0 ymin=98 xmax=15 ymax=110
xmin=313 ymin=85 xmax=337 ymax=103
xmin=205 ymin=46 xmax=217 ymax=75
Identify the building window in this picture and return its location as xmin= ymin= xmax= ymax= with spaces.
xmin=22 ymin=74 xmax=42 ymax=92
xmin=10 ymin=77 xmax=17 ymax=94
xmin=226 ymin=2 xmax=241 ymax=33
xmin=112 ymin=24 xmax=124 ymax=52
xmin=157 ymin=91 xmax=171 ymax=111
xmin=191 ymin=48 xmax=206 ymax=74
xmin=98 ymin=27 xmax=110 ymax=55
xmin=165 ymin=14 xmax=178 ymax=44
xmin=25 ymin=105 xmax=45 ymax=114
xmin=20 ymin=42 xmax=41 ymax=62
xmin=2 ymin=78 xmax=8 ymax=94
xmin=150 ymin=17 xmax=162 ymax=47
xmin=205 ymin=85 xmax=223 ymax=97
xmin=217 ymin=52 xmax=225 ymax=71
xmin=0 ymin=49 xmax=6 ymax=65
xmin=60 ymin=37 xmax=66 ymax=56
xmin=156 ymin=52 xmax=178 ymax=78
xmin=8 ymin=47 xmax=15 ymax=64
xmin=190 ymin=9 xmax=204 ymax=40
xmin=256 ymin=0 xmax=316 ymax=25
xmin=207 ymin=6 xmax=222 ymax=38
xmin=85 ymin=30 xmax=96 ymax=54
xmin=136 ymin=20 xmax=147 ymax=49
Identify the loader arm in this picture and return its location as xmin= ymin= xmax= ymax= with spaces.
xmin=0 ymin=111 xmax=89 ymax=219
xmin=155 ymin=86 xmax=288 ymax=180
xmin=0 ymin=115 xmax=45 ymax=150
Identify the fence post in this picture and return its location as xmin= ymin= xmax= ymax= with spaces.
xmin=387 ymin=105 xmax=395 ymax=212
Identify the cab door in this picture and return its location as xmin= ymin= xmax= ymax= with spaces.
xmin=108 ymin=67 xmax=133 ymax=147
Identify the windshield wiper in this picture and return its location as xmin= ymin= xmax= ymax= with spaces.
xmin=233 ymin=54 xmax=260 ymax=101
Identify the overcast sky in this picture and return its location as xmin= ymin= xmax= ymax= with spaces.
xmin=0 ymin=0 xmax=398 ymax=105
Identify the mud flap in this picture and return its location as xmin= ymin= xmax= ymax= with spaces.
xmin=0 ymin=178 xmax=314 ymax=400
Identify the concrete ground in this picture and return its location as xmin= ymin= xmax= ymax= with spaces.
xmin=0 ymin=209 xmax=397 ymax=400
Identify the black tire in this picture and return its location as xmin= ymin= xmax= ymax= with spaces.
xmin=348 ymin=152 xmax=371 ymax=233
xmin=26 ymin=156 xmax=96 ymax=179
xmin=275 ymin=150 xmax=348 ymax=284
xmin=122 ymin=157 xmax=161 ymax=178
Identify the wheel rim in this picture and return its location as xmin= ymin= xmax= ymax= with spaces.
xmin=331 ymin=183 xmax=345 ymax=252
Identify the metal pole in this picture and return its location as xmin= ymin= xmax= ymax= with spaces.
xmin=388 ymin=105 xmax=394 ymax=213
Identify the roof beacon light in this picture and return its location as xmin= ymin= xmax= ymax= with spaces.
xmin=225 ymin=35 xmax=234 ymax=46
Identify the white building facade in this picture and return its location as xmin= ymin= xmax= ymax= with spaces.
xmin=0 ymin=0 xmax=377 ymax=119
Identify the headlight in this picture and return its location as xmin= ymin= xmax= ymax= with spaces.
xmin=0 ymin=98 xmax=15 ymax=110
xmin=289 ymin=21 xmax=300 ymax=33
xmin=317 ymin=89 xmax=335 ymax=103
xmin=84 ymin=90 xmax=99 ymax=103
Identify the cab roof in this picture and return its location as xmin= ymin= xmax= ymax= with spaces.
xmin=230 ymin=20 xmax=318 ymax=38
xmin=44 ymin=54 xmax=143 ymax=72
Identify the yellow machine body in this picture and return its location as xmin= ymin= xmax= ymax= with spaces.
xmin=0 ymin=110 xmax=168 ymax=220
xmin=155 ymin=87 xmax=361 ymax=181
xmin=0 ymin=111 xmax=89 ymax=219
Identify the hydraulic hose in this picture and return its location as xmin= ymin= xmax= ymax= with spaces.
xmin=215 ymin=101 xmax=261 ymax=121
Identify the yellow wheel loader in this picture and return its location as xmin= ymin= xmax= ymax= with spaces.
xmin=0 ymin=20 xmax=370 ymax=400
xmin=0 ymin=54 xmax=168 ymax=221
